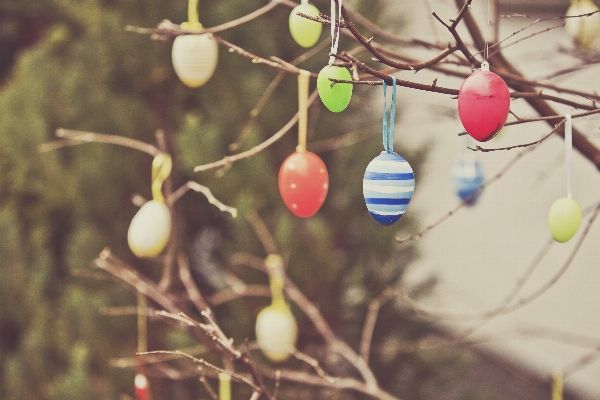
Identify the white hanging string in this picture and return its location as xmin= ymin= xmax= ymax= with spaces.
xmin=565 ymin=114 xmax=573 ymax=198
xmin=301 ymin=0 xmax=308 ymax=5
xmin=328 ymin=0 xmax=342 ymax=65
xmin=484 ymin=0 xmax=490 ymax=62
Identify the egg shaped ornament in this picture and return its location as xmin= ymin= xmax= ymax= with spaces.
xmin=317 ymin=65 xmax=353 ymax=112
xmin=289 ymin=3 xmax=322 ymax=48
xmin=128 ymin=200 xmax=172 ymax=258
xmin=363 ymin=152 xmax=415 ymax=226
xmin=172 ymin=25 xmax=218 ymax=88
xmin=452 ymin=157 xmax=484 ymax=205
xmin=134 ymin=374 xmax=150 ymax=400
xmin=255 ymin=304 xmax=298 ymax=363
xmin=458 ymin=63 xmax=510 ymax=142
xmin=279 ymin=151 xmax=329 ymax=218
xmin=548 ymin=197 xmax=582 ymax=243
xmin=565 ymin=0 xmax=600 ymax=50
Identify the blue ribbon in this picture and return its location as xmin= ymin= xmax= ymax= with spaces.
xmin=382 ymin=76 xmax=396 ymax=154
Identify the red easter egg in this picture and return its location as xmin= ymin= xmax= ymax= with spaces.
xmin=279 ymin=151 xmax=329 ymax=218
xmin=458 ymin=68 xmax=510 ymax=142
xmin=135 ymin=374 xmax=150 ymax=400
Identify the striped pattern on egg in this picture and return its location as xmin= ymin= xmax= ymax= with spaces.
xmin=363 ymin=152 xmax=415 ymax=226
xmin=172 ymin=34 xmax=218 ymax=88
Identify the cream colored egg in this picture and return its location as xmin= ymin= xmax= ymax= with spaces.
xmin=565 ymin=0 xmax=600 ymax=49
xmin=255 ymin=305 xmax=298 ymax=363
xmin=172 ymin=34 xmax=218 ymax=88
xmin=127 ymin=200 xmax=172 ymax=258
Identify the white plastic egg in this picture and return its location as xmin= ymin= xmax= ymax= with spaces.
xmin=255 ymin=304 xmax=298 ymax=363
xmin=127 ymin=200 xmax=172 ymax=258
xmin=565 ymin=0 xmax=600 ymax=49
xmin=172 ymin=34 xmax=218 ymax=88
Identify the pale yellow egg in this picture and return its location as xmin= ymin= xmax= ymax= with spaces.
xmin=255 ymin=305 xmax=298 ymax=363
xmin=172 ymin=34 xmax=218 ymax=87
xmin=127 ymin=200 xmax=172 ymax=257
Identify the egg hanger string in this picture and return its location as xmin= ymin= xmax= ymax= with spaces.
xmin=297 ymin=70 xmax=310 ymax=152
xmin=219 ymin=373 xmax=232 ymax=400
xmin=484 ymin=0 xmax=490 ymax=63
xmin=185 ymin=0 xmax=202 ymax=30
xmin=301 ymin=0 xmax=308 ymax=5
xmin=565 ymin=114 xmax=573 ymax=198
xmin=382 ymin=76 xmax=397 ymax=154
xmin=265 ymin=255 xmax=287 ymax=309
xmin=151 ymin=153 xmax=173 ymax=203
xmin=329 ymin=0 xmax=343 ymax=65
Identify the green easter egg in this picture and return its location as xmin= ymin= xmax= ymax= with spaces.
xmin=289 ymin=4 xmax=322 ymax=48
xmin=548 ymin=197 xmax=582 ymax=243
xmin=317 ymin=65 xmax=353 ymax=113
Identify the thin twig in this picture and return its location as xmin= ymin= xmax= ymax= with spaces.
xmin=40 ymin=129 xmax=161 ymax=156
xmin=169 ymin=181 xmax=238 ymax=217
xmin=194 ymin=90 xmax=319 ymax=172
xmin=138 ymin=350 xmax=261 ymax=392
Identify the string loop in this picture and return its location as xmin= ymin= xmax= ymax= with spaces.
xmin=328 ymin=0 xmax=343 ymax=65
xmin=382 ymin=76 xmax=397 ymax=154
xmin=565 ymin=114 xmax=573 ymax=198
xmin=151 ymin=153 xmax=173 ymax=203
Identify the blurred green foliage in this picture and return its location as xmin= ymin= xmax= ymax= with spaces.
xmin=0 ymin=0 xmax=470 ymax=399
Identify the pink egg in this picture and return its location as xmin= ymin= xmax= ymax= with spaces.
xmin=458 ymin=68 xmax=510 ymax=142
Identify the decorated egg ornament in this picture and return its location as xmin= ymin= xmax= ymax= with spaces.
xmin=452 ymin=156 xmax=484 ymax=205
xmin=458 ymin=62 xmax=510 ymax=142
xmin=548 ymin=197 xmax=582 ymax=243
xmin=316 ymin=0 xmax=352 ymax=112
xmin=289 ymin=1 xmax=322 ymax=48
xmin=128 ymin=154 xmax=173 ymax=257
xmin=128 ymin=200 xmax=172 ymax=258
xmin=317 ymin=65 xmax=353 ymax=112
xmin=279 ymin=71 xmax=328 ymax=218
xmin=255 ymin=255 xmax=298 ymax=363
xmin=364 ymin=152 xmax=415 ymax=226
xmin=565 ymin=0 xmax=600 ymax=49
xmin=172 ymin=1 xmax=218 ymax=88
xmin=134 ymin=373 xmax=150 ymax=400
xmin=547 ymin=114 xmax=582 ymax=243
xmin=279 ymin=151 xmax=329 ymax=218
xmin=255 ymin=303 xmax=298 ymax=363
xmin=172 ymin=33 xmax=218 ymax=88
xmin=363 ymin=77 xmax=415 ymax=226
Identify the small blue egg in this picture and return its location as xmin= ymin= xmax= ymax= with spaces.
xmin=452 ymin=157 xmax=484 ymax=205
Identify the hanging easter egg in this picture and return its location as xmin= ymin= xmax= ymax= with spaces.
xmin=565 ymin=0 xmax=600 ymax=50
xmin=452 ymin=157 xmax=484 ymax=205
xmin=255 ymin=304 xmax=298 ymax=363
xmin=458 ymin=64 xmax=510 ymax=142
xmin=363 ymin=152 xmax=415 ymax=226
xmin=134 ymin=373 xmax=150 ymax=400
xmin=289 ymin=3 xmax=322 ymax=48
xmin=548 ymin=197 xmax=582 ymax=243
xmin=317 ymin=65 xmax=353 ymax=113
xmin=128 ymin=200 xmax=172 ymax=258
xmin=279 ymin=151 xmax=329 ymax=218
xmin=172 ymin=33 xmax=218 ymax=88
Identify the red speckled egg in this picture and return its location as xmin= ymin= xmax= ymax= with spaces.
xmin=458 ymin=68 xmax=510 ymax=142
xmin=279 ymin=151 xmax=328 ymax=218
xmin=134 ymin=374 xmax=150 ymax=400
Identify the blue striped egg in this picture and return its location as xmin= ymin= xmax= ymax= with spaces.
xmin=363 ymin=152 xmax=415 ymax=226
xmin=452 ymin=158 xmax=484 ymax=206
